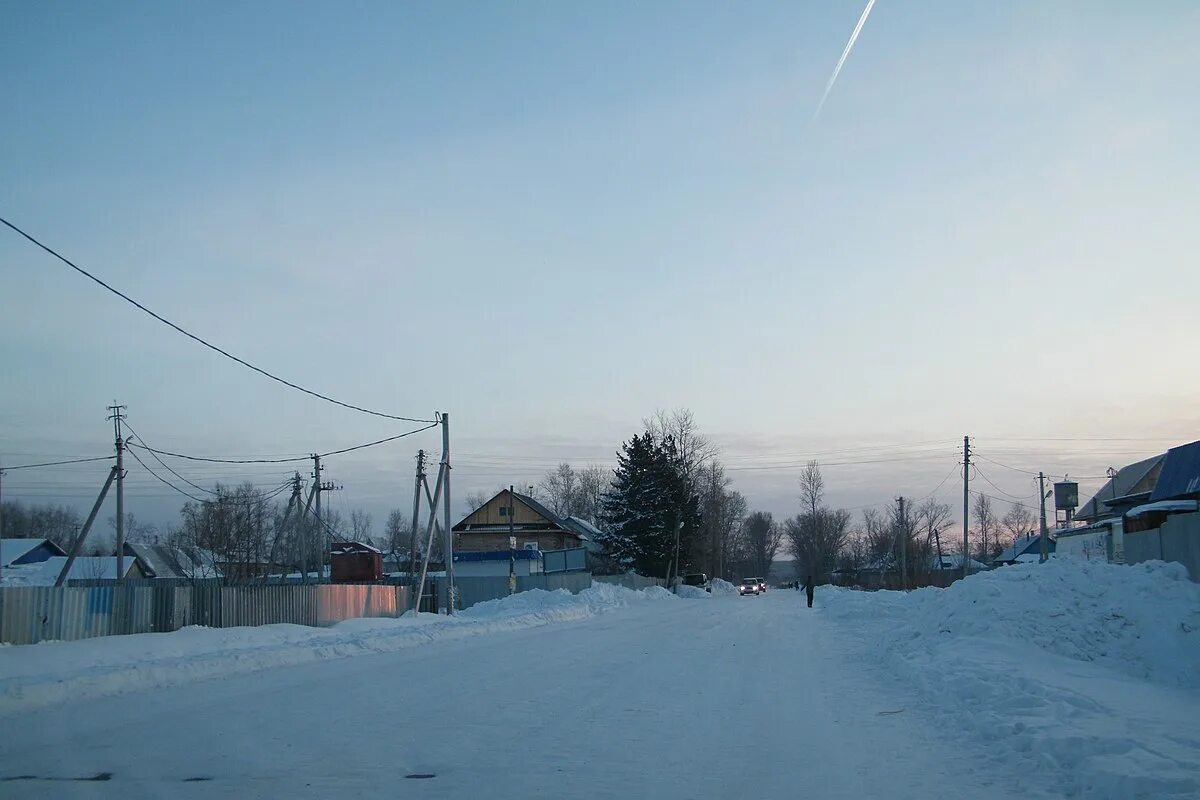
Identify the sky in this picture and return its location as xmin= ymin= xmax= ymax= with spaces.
xmin=2 ymin=1 xmax=1198 ymax=541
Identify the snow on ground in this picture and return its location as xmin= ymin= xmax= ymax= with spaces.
xmin=0 ymin=561 xmax=1195 ymax=799
xmin=822 ymin=559 xmax=1200 ymax=799
xmin=0 ymin=583 xmax=677 ymax=716
xmin=709 ymin=577 xmax=738 ymax=595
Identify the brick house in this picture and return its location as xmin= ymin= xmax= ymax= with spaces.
xmin=453 ymin=489 xmax=584 ymax=553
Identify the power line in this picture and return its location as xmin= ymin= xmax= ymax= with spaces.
xmin=0 ymin=455 xmax=113 ymax=471
xmin=124 ymin=422 xmax=439 ymax=465
xmin=123 ymin=422 xmax=218 ymax=496
xmin=973 ymin=452 xmax=1108 ymax=480
xmin=124 ymin=445 xmax=207 ymax=503
xmin=0 ymin=215 xmax=437 ymax=424
xmin=972 ymin=465 xmax=1034 ymax=501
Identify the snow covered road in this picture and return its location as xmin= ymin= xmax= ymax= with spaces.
xmin=0 ymin=589 xmax=1038 ymax=800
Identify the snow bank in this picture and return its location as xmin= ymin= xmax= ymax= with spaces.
xmin=675 ymin=585 xmax=711 ymax=599
xmin=827 ymin=558 xmax=1200 ymax=687
xmin=0 ymin=584 xmax=674 ymax=716
xmin=709 ymin=578 xmax=738 ymax=596
xmin=824 ymin=559 xmax=1200 ymax=799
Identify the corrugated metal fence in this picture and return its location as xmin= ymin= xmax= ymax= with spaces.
xmin=0 ymin=583 xmax=410 ymax=646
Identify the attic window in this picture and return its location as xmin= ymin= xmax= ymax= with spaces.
xmin=499 ymin=506 xmax=508 ymax=516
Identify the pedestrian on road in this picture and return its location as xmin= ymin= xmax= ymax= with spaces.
xmin=803 ymin=575 xmax=814 ymax=608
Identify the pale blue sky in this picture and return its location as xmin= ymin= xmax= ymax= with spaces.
xmin=2 ymin=1 xmax=1197 ymax=534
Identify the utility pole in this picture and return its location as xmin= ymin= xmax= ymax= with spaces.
xmin=57 ymin=466 xmax=119 ymax=586
xmin=408 ymin=450 xmax=425 ymax=594
xmin=108 ymin=403 xmax=127 ymax=584
xmin=508 ymin=484 xmax=516 ymax=595
xmin=962 ymin=435 xmax=971 ymax=580
xmin=897 ymin=496 xmax=907 ymax=590
xmin=1038 ymin=471 xmax=1049 ymax=563
xmin=0 ymin=467 xmax=5 ymax=583
xmin=441 ymin=413 xmax=455 ymax=614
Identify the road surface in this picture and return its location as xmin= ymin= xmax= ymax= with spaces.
xmin=1 ymin=590 xmax=1037 ymax=799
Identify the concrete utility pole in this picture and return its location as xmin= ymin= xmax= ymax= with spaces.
xmin=1038 ymin=471 xmax=1049 ymax=563
xmin=0 ymin=467 xmax=5 ymax=582
xmin=57 ymin=466 xmax=118 ymax=586
xmin=108 ymin=403 xmax=127 ymax=584
xmin=408 ymin=450 xmax=425 ymax=589
xmin=897 ymin=496 xmax=907 ymax=590
xmin=441 ymin=413 xmax=455 ymax=614
xmin=508 ymin=484 xmax=517 ymax=595
xmin=962 ymin=435 xmax=971 ymax=580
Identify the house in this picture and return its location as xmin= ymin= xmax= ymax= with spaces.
xmin=929 ymin=553 xmax=989 ymax=572
xmin=0 ymin=556 xmax=145 ymax=586
xmin=993 ymin=534 xmax=1054 ymax=566
xmin=121 ymin=542 xmax=221 ymax=579
xmin=329 ymin=541 xmax=383 ymax=583
xmin=453 ymin=489 xmax=585 ymax=553
xmin=1 ymin=538 xmax=67 ymax=567
xmin=1076 ymin=454 xmax=1165 ymax=524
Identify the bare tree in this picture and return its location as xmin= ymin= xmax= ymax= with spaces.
xmin=349 ymin=509 xmax=373 ymax=543
xmin=785 ymin=462 xmax=849 ymax=583
xmin=644 ymin=408 xmax=717 ymax=492
xmin=574 ymin=464 xmax=609 ymax=523
xmin=743 ymin=511 xmax=783 ymax=579
xmin=539 ymin=463 xmax=579 ymax=518
xmin=1002 ymin=503 xmax=1034 ymax=547
xmin=916 ymin=498 xmax=953 ymax=569
xmin=972 ymin=493 xmax=1000 ymax=562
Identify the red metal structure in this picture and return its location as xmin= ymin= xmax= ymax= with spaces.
xmin=329 ymin=542 xmax=383 ymax=583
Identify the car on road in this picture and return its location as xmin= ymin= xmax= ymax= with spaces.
xmin=740 ymin=578 xmax=761 ymax=596
xmin=681 ymin=573 xmax=711 ymax=592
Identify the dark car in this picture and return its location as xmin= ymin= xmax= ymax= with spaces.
xmin=682 ymin=573 xmax=710 ymax=592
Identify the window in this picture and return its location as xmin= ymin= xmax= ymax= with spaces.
xmin=499 ymin=506 xmax=508 ymax=516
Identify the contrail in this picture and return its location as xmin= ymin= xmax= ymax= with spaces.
xmin=813 ymin=0 xmax=877 ymax=119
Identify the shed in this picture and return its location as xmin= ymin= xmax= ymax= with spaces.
xmin=329 ymin=542 xmax=383 ymax=583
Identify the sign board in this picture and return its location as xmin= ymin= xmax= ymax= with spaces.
xmin=509 ymin=536 xmax=517 ymax=550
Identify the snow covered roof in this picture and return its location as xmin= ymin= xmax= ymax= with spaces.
xmin=123 ymin=542 xmax=220 ymax=578
xmin=1126 ymin=500 xmax=1199 ymax=517
xmin=560 ymin=516 xmax=604 ymax=541
xmin=1149 ymin=440 xmax=1200 ymax=502
xmin=930 ymin=553 xmax=988 ymax=571
xmin=994 ymin=534 xmax=1051 ymax=564
xmin=1 ymin=557 xmax=137 ymax=586
xmin=330 ymin=541 xmax=382 ymax=555
xmin=1077 ymin=455 xmax=1165 ymax=522
xmin=1 ymin=538 xmax=66 ymax=566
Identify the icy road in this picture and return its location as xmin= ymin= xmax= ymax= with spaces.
xmin=3 ymin=590 xmax=1033 ymax=800
xmin=3 ymin=566 xmax=1198 ymax=800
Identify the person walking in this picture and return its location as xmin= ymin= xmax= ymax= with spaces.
xmin=803 ymin=575 xmax=815 ymax=608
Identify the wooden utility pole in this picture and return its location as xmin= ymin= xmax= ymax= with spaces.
xmin=508 ymin=485 xmax=516 ymax=595
xmin=962 ymin=436 xmax=971 ymax=580
xmin=897 ymin=496 xmax=907 ymax=590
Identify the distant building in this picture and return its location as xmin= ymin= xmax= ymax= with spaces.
xmin=329 ymin=542 xmax=383 ymax=583
xmin=1076 ymin=454 xmax=1165 ymax=524
xmin=453 ymin=489 xmax=585 ymax=553
xmin=1 ymin=538 xmax=67 ymax=568
xmin=1 ymin=556 xmax=145 ymax=586
xmin=993 ymin=534 xmax=1053 ymax=566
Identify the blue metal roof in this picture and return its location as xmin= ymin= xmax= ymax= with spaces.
xmin=454 ymin=549 xmax=540 ymax=562
xmin=1150 ymin=440 xmax=1200 ymax=502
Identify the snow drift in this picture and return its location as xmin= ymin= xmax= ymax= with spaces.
xmin=0 ymin=583 xmax=675 ymax=716
xmin=823 ymin=559 xmax=1200 ymax=799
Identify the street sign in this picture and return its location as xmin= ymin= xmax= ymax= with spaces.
xmin=509 ymin=536 xmax=517 ymax=550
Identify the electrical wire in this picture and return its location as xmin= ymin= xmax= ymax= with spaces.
xmin=0 ymin=215 xmax=437 ymax=424
xmin=122 ymin=422 xmax=218 ymax=496
xmin=125 ymin=445 xmax=208 ymax=503
xmin=972 ymin=465 xmax=1034 ymax=501
xmin=0 ymin=455 xmax=113 ymax=471
xmin=124 ymin=421 xmax=439 ymax=465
